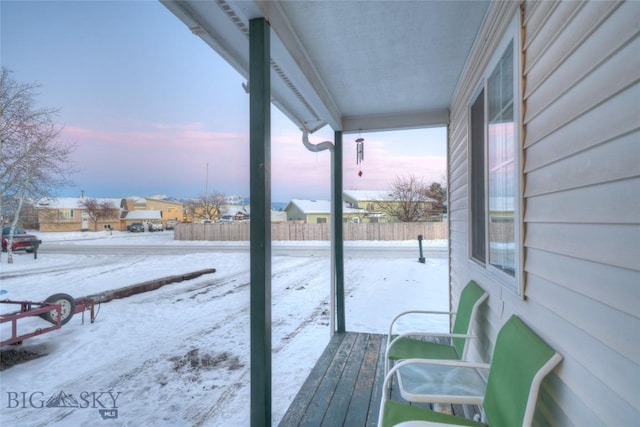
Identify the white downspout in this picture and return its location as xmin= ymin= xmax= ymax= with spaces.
xmin=301 ymin=131 xmax=336 ymax=335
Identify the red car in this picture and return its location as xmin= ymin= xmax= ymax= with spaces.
xmin=2 ymin=226 xmax=40 ymax=253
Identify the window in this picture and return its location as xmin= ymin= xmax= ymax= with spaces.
xmin=487 ymin=41 xmax=515 ymax=276
xmin=58 ymin=209 xmax=74 ymax=219
xmin=469 ymin=18 xmax=521 ymax=292
xmin=316 ymin=217 xmax=327 ymax=224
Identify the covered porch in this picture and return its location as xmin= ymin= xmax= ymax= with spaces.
xmin=159 ymin=1 xmax=640 ymax=425
xmin=159 ymin=1 xmax=490 ymax=425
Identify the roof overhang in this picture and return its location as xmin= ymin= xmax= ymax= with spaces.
xmin=161 ymin=0 xmax=490 ymax=134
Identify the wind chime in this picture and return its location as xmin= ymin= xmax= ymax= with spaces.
xmin=356 ymin=137 xmax=364 ymax=177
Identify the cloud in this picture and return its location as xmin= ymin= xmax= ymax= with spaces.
xmin=60 ymin=122 xmax=446 ymax=200
xmin=62 ymin=123 xmax=250 ymax=197
xmin=269 ymin=127 xmax=446 ymax=199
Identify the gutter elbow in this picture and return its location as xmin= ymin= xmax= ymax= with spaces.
xmin=302 ymin=130 xmax=334 ymax=153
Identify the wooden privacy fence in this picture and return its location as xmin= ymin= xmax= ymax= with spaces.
xmin=174 ymin=221 xmax=448 ymax=241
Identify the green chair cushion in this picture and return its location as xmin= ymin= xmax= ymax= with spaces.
xmin=388 ymin=337 xmax=460 ymax=361
xmin=382 ymin=400 xmax=486 ymax=427
xmin=482 ymin=316 xmax=558 ymax=427
xmin=452 ymin=280 xmax=486 ymax=355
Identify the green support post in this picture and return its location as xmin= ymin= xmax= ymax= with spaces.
xmin=249 ymin=18 xmax=271 ymax=427
xmin=334 ymin=131 xmax=345 ymax=333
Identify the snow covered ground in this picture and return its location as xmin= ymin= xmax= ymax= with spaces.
xmin=0 ymin=231 xmax=449 ymax=426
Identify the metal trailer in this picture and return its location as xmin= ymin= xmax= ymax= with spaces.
xmin=0 ymin=294 xmax=96 ymax=347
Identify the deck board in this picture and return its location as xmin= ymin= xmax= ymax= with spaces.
xmin=278 ymin=332 xmax=481 ymax=427
xmin=299 ymin=332 xmax=357 ymax=426
xmin=320 ymin=333 xmax=370 ymax=426
xmin=343 ymin=334 xmax=384 ymax=427
xmin=278 ymin=332 xmax=348 ymax=425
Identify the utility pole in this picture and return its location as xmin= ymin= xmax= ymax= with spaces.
xmin=205 ymin=162 xmax=209 ymax=197
xmin=205 ymin=162 xmax=210 ymax=219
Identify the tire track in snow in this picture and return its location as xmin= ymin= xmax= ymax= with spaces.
xmin=0 ymin=256 xmax=117 ymax=279
xmin=6 ymin=256 xmax=331 ymax=426
xmin=182 ymin=257 xmax=331 ymax=426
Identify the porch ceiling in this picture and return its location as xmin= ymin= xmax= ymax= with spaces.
xmin=161 ymin=0 xmax=490 ymax=133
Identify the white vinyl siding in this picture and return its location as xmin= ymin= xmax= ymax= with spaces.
xmin=448 ymin=1 xmax=640 ymax=425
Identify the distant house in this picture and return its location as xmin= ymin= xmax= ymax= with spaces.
xmin=36 ymin=197 xmax=122 ymax=232
xmin=219 ymin=205 xmax=250 ymax=222
xmin=122 ymin=209 xmax=163 ymax=230
xmin=284 ymin=199 xmax=365 ymax=224
xmin=138 ymin=197 xmax=185 ymax=226
xmin=343 ymin=189 xmax=435 ymax=222
xmin=34 ymin=196 xmax=185 ymax=231
xmin=343 ymin=190 xmax=390 ymax=222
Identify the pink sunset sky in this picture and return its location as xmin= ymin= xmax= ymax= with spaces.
xmin=2 ymin=1 xmax=446 ymax=202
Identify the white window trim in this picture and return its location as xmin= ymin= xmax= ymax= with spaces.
xmin=467 ymin=13 xmax=524 ymax=296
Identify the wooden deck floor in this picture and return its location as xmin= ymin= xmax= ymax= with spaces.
xmin=278 ymin=332 xmax=481 ymax=427
xmin=279 ymin=332 xmax=386 ymax=427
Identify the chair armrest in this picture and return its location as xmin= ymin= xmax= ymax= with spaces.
xmin=388 ymin=310 xmax=455 ymax=342
xmin=395 ymin=331 xmax=474 ymax=340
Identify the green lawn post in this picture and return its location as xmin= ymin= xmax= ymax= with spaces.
xmin=418 ymin=234 xmax=426 ymax=263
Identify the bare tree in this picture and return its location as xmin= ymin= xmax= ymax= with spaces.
xmin=78 ymin=198 xmax=119 ymax=231
xmin=377 ymin=174 xmax=433 ymax=222
xmin=187 ymin=192 xmax=226 ymax=222
xmin=0 ymin=67 xmax=77 ymax=262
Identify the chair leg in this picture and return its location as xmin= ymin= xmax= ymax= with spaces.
xmin=462 ymin=404 xmax=472 ymax=419
xmin=387 ymin=360 xmax=395 ymax=399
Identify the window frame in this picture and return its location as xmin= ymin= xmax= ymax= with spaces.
xmin=467 ymin=14 xmax=523 ymax=295
xmin=470 ymin=87 xmax=486 ymax=265
xmin=57 ymin=208 xmax=75 ymax=220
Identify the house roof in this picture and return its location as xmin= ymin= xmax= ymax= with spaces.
xmin=343 ymin=190 xmax=394 ymax=202
xmin=35 ymin=197 xmax=122 ymax=209
xmin=161 ymin=0 xmax=491 ymax=134
xmin=286 ymin=199 xmax=365 ymax=215
xmin=343 ymin=190 xmax=436 ymax=204
xmin=126 ymin=196 xmax=147 ymax=207
xmin=124 ymin=210 xmax=163 ymax=220
xmin=221 ymin=206 xmax=249 ymax=217
xmin=146 ymin=196 xmax=184 ymax=206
